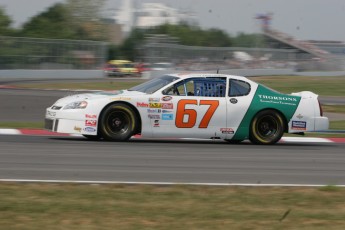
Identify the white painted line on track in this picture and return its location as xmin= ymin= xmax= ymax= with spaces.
xmin=1 ymin=179 xmax=345 ymax=187
xmin=281 ymin=137 xmax=333 ymax=143
xmin=0 ymin=129 xmax=21 ymax=135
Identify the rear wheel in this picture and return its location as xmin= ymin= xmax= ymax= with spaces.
xmin=249 ymin=110 xmax=285 ymax=145
xmin=99 ymin=104 xmax=137 ymax=141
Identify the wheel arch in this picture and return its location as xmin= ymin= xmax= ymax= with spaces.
xmin=99 ymin=101 xmax=142 ymax=134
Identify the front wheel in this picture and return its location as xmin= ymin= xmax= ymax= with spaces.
xmin=99 ymin=103 xmax=138 ymax=141
xmin=249 ymin=110 xmax=285 ymax=145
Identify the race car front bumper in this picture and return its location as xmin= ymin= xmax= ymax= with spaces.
xmin=45 ymin=108 xmax=98 ymax=136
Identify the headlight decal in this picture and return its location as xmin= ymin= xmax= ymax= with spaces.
xmin=63 ymin=101 xmax=88 ymax=110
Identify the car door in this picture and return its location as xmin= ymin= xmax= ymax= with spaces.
xmin=225 ymin=78 xmax=258 ymax=139
xmin=150 ymin=77 xmax=228 ymax=139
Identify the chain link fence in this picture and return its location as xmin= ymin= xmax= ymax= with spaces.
xmin=1 ymin=35 xmax=344 ymax=72
xmin=140 ymin=41 xmax=345 ymax=71
xmin=0 ymin=36 xmax=108 ymax=70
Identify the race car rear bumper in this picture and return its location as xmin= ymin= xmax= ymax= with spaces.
xmin=288 ymin=116 xmax=329 ymax=133
xmin=314 ymin=116 xmax=329 ymax=131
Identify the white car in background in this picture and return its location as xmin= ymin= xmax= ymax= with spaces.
xmin=151 ymin=62 xmax=175 ymax=71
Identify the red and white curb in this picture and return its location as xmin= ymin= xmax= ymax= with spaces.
xmin=0 ymin=129 xmax=79 ymax=137
xmin=1 ymin=128 xmax=345 ymax=143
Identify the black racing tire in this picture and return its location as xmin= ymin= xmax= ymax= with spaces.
xmin=99 ymin=103 xmax=137 ymax=141
xmin=224 ymin=139 xmax=243 ymax=144
xmin=249 ymin=110 xmax=285 ymax=145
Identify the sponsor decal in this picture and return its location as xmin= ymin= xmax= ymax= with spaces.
xmin=148 ymin=114 xmax=160 ymax=119
xmin=162 ymin=114 xmax=174 ymax=120
xmin=85 ymin=114 xmax=97 ymax=119
xmin=154 ymin=120 xmax=160 ymax=127
xmin=220 ymin=128 xmax=234 ymax=134
xmin=150 ymin=103 xmax=162 ymax=108
xmin=258 ymin=94 xmax=297 ymax=106
xmin=85 ymin=120 xmax=97 ymax=127
xmin=147 ymin=109 xmax=161 ymax=113
xmin=162 ymin=110 xmax=173 ymax=113
xmin=74 ymin=126 xmax=82 ymax=132
xmin=149 ymin=98 xmax=160 ymax=102
xmin=162 ymin=96 xmax=173 ymax=102
xmin=137 ymin=102 xmax=149 ymax=107
xmin=230 ymin=98 xmax=238 ymax=104
xmin=161 ymin=103 xmax=173 ymax=109
xmin=111 ymin=97 xmax=132 ymax=101
xmin=84 ymin=127 xmax=97 ymax=133
xmin=46 ymin=111 xmax=56 ymax=117
xmin=291 ymin=121 xmax=307 ymax=130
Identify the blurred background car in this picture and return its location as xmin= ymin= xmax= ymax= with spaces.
xmin=135 ymin=62 xmax=152 ymax=74
xmin=151 ymin=62 xmax=175 ymax=71
xmin=104 ymin=60 xmax=139 ymax=77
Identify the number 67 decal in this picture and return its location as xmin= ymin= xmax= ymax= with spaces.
xmin=175 ymin=99 xmax=219 ymax=128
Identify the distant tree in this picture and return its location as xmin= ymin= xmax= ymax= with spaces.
xmin=150 ymin=23 xmax=233 ymax=47
xmin=20 ymin=3 xmax=77 ymax=39
xmin=66 ymin=0 xmax=106 ymax=22
xmin=202 ymin=28 xmax=233 ymax=47
xmin=20 ymin=1 xmax=109 ymax=41
xmin=0 ymin=7 xmax=15 ymax=35
xmin=114 ymin=23 xmax=268 ymax=60
xmin=66 ymin=0 xmax=109 ymax=41
xmin=232 ymin=32 xmax=266 ymax=48
xmin=118 ymin=29 xmax=145 ymax=61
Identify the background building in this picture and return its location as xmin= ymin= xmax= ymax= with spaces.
xmin=113 ymin=0 xmax=196 ymax=36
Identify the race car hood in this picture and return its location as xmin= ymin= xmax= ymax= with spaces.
xmin=53 ymin=90 xmax=146 ymax=106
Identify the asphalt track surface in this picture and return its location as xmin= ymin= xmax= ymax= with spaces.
xmin=0 ymin=80 xmax=345 ymax=185
xmin=0 ymin=134 xmax=345 ymax=185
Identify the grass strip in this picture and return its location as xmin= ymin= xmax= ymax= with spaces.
xmin=323 ymin=105 xmax=345 ymax=114
xmin=0 ymin=183 xmax=345 ymax=230
xmin=250 ymin=75 xmax=345 ymax=96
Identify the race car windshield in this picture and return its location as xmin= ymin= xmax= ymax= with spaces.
xmin=129 ymin=75 xmax=180 ymax=94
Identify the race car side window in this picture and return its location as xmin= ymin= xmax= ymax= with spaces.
xmin=163 ymin=77 xmax=226 ymax=97
xmin=163 ymin=79 xmax=192 ymax=96
xmin=228 ymin=79 xmax=251 ymax=97
xmin=163 ymin=80 xmax=187 ymax=96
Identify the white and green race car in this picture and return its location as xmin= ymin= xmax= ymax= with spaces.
xmin=45 ymin=73 xmax=329 ymax=144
